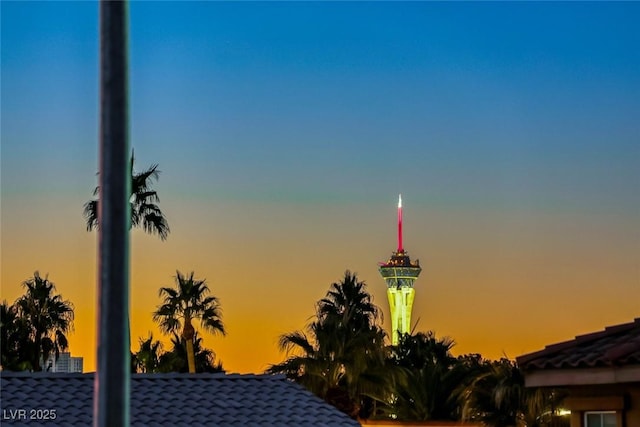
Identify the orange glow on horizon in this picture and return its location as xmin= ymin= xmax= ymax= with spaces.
xmin=2 ymin=200 xmax=638 ymax=373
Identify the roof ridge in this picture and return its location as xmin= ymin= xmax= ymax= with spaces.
xmin=605 ymin=336 xmax=640 ymax=363
xmin=573 ymin=319 xmax=637 ymax=343
xmin=517 ymin=318 xmax=640 ymax=369
xmin=0 ymin=372 xmax=360 ymax=426
xmin=0 ymin=372 xmax=287 ymax=380
xmin=0 ymin=372 xmax=93 ymax=378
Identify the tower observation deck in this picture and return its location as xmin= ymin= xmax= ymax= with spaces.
xmin=378 ymin=195 xmax=421 ymax=345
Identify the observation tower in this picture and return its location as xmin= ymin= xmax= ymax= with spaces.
xmin=378 ymin=195 xmax=422 ymax=345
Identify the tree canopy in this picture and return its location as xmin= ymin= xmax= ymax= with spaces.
xmin=1 ymin=272 xmax=74 ymax=372
xmin=83 ymin=152 xmax=169 ymax=240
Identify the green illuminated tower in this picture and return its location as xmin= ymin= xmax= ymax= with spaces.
xmin=378 ymin=195 xmax=422 ymax=345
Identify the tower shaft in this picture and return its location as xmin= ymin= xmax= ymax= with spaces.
xmin=379 ymin=263 xmax=421 ymax=345
xmin=387 ymin=287 xmax=415 ymax=344
xmin=379 ymin=195 xmax=422 ymax=346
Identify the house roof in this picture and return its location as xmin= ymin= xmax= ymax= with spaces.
xmin=0 ymin=372 xmax=361 ymax=427
xmin=517 ymin=318 xmax=640 ymax=371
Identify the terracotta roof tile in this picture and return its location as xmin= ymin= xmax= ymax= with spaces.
xmin=0 ymin=372 xmax=361 ymax=426
xmin=517 ymin=318 xmax=640 ymax=370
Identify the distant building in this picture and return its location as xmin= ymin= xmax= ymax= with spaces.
xmin=378 ymin=195 xmax=422 ymax=345
xmin=43 ymin=352 xmax=83 ymax=373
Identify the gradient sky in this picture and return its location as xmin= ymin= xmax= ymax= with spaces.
xmin=2 ymin=2 xmax=639 ymax=374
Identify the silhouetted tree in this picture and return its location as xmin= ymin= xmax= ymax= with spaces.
xmin=157 ymin=332 xmax=224 ymax=373
xmin=131 ymin=332 xmax=224 ymax=374
xmin=12 ymin=272 xmax=74 ymax=371
xmin=1 ymin=301 xmax=35 ymax=371
xmin=84 ymin=152 xmax=169 ymax=240
xmin=153 ymin=271 xmax=225 ymax=373
xmin=269 ymin=271 xmax=400 ymax=419
xmin=133 ymin=333 xmax=163 ymax=373
xmin=461 ymin=358 xmax=567 ymax=427
xmin=386 ymin=331 xmax=462 ymax=420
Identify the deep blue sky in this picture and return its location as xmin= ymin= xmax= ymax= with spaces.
xmin=2 ymin=1 xmax=639 ymax=373
xmin=3 ymin=2 xmax=639 ymax=210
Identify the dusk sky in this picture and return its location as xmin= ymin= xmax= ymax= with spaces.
xmin=1 ymin=1 xmax=639 ymax=374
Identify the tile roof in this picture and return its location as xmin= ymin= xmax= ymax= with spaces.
xmin=517 ymin=318 xmax=640 ymax=370
xmin=0 ymin=372 xmax=361 ymax=427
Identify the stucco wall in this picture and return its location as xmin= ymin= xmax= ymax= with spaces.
xmin=626 ymin=386 xmax=640 ymax=427
xmin=563 ymin=383 xmax=640 ymax=427
xmin=359 ymin=421 xmax=480 ymax=427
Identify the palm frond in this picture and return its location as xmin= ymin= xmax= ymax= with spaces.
xmin=278 ymin=331 xmax=315 ymax=355
xmin=154 ymin=271 xmax=225 ymax=349
xmin=84 ymin=153 xmax=169 ymax=240
xmin=83 ymin=200 xmax=99 ymax=231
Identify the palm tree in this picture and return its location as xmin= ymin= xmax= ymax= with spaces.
xmin=13 ymin=272 xmax=74 ymax=371
xmin=388 ymin=331 xmax=460 ymax=421
xmin=1 ymin=301 xmax=19 ymax=370
xmin=317 ymin=271 xmax=380 ymax=332
xmin=317 ymin=271 xmax=396 ymax=417
xmin=272 ymin=321 xmax=354 ymax=412
xmin=152 ymin=271 xmax=225 ymax=373
xmin=460 ymin=358 xmax=565 ymax=427
xmin=157 ymin=332 xmax=224 ymax=373
xmin=447 ymin=353 xmax=495 ymax=419
xmin=0 ymin=301 xmax=34 ymax=371
xmin=83 ymin=151 xmax=169 ymax=240
xmin=272 ymin=320 xmax=393 ymax=418
xmin=133 ymin=333 xmax=163 ymax=373
xmin=269 ymin=271 xmax=398 ymax=419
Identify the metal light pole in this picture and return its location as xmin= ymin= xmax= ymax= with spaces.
xmin=94 ymin=1 xmax=130 ymax=427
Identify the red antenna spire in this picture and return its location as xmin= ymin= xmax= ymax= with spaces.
xmin=397 ymin=194 xmax=403 ymax=252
